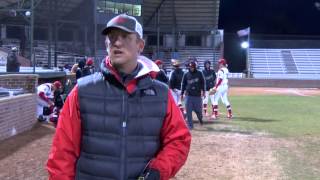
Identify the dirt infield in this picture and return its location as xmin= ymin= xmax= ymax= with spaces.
xmin=174 ymin=126 xmax=287 ymax=180
xmin=0 ymin=87 xmax=319 ymax=179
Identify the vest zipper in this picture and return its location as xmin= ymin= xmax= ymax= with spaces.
xmin=120 ymin=91 xmax=127 ymax=180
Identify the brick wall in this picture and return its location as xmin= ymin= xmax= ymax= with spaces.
xmin=0 ymin=74 xmax=38 ymax=93
xmin=0 ymin=94 xmax=37 ymax=141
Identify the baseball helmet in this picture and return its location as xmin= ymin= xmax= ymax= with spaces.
xmin=204 ymin=60 xmax=211 ymax=66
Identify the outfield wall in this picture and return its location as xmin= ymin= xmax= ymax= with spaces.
xmin=229 ymin=78 xmax=320 ymax=88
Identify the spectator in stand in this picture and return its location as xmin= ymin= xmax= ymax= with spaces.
xmin=6 ymin=47 xmax=20 ymax=72
xmin=37 ymin=81 xmax=63 ymax=122
xmin=154 ymin=59 xmax=169 ymax=84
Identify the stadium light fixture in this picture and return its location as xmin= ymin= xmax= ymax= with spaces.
xmin=25 ymin=11 xmax=31 ymax=17
xmin=241 ymin=41 xmax=249 ymax=49
xmin=315 ymin=2 xmax=320 ymax=10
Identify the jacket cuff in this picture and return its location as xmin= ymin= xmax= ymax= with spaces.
xmin=139 ymin=168 xmax=160 ymax=180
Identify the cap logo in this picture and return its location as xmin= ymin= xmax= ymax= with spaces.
xmin=115 ymin=17 xmax=126 ymax=24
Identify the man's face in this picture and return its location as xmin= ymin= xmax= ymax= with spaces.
xmin=105 ymin=28 xmax=144 ymax=69
xmin=205 ymin=63 xmax=210 ymax=69
xmin=190 ymin=66 xmax=195 ymax=72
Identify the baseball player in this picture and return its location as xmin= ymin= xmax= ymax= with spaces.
xmin=154 ymin=59 xmax=169 ymax=84
xmin=169 ymin=59 xmax=184 ymax=102
xmin=209 ymin=59 xmax=233 ymax=119
xmin=202 ymin=60 xmax=216 ymax=116
xmin=37 ymin=81 xmax=62 ymax=122
xmin=169 ymin=59 xmax=185 ymax=113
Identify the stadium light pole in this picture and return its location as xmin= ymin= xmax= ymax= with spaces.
xmin=241 ymin=40 xmax=250 ymax=78
xmin=239 ymin=28 xmax=251 ymax=78
xmin=31 ymin=0 xmax=35 ymax=74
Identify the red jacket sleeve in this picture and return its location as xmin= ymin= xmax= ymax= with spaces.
xmin=149 ymin=92 xmax=191 ymax=180
xmin=47 ymin=86 xmax=81 ymax=180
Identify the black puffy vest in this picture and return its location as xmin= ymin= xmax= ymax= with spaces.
xmin=76 ymin=72 xmax=168 ymax=180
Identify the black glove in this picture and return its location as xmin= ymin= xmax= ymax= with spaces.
xmin=138 ymin=169 xmax=160 ymax=180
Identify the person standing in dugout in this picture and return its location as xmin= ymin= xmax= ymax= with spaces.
xmin=209 ymin=58 xmax=233 ymax=119
xmin=47 ymin=14 xmax=191 ymax=180
xmin=181 ymin=60 xmax=205 ymax=129
xmin=202 ymin=60 xmax=216 ymax=118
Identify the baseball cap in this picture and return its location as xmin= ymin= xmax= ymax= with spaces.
xmin=53 ymin=81 xmax=62 ymax=89
xmin=86 ymin=58 xmax=94 ymax=66
xmin=154 ymin=59 xmax=163 ymax=66
xmin=171 ymin=59 xmax=181 ymax=66
xmin=11 ymin=47 xmax=18 ymax=51
xmin=102 ymin=14 xmax=143 ymax=38
xmin=218 ymin=58 xmax=227 ymax=65
xmin=189 ymin=61 xmax=197 ymax=68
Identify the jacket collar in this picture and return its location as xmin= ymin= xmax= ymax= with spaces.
xmin=100 ymin=56 xmax=160 ymax=94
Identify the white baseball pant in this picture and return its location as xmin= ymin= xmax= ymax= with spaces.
xmin=212 ymin=84 xmax=230 ymax=107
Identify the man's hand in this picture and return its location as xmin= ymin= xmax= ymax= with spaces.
xmin=201 ymin=91 xmax=205 ymax=97
xmin=209 ymin=87 xmax=217 ymax=95
xmin=180 ymin=94 xmax=184 ymax=102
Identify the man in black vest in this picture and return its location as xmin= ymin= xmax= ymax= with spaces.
xmin=47 ymin=14 xmax=191 ymax=180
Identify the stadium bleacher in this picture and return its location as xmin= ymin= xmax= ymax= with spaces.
xmin=250 ymin=48 xmax=320 ymax=79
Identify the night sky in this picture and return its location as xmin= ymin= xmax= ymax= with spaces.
xmin=218 ymin=0 xmax=320 ymax=72
xmin=219 ymin=0 xmax=320 ymax=35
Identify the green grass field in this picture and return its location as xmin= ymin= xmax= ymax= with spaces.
xmin=231 ymin=95 xmax=320 ymax=137
xmin=211 ymin=95 xmax=320 ymax=179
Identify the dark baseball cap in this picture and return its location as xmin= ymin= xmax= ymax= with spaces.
xmin=102 ymin=14 xmax=143 ymax=38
